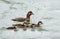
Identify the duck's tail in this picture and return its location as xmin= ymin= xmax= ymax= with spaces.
xmin=12 ymin=19 xmax=17 ymax=21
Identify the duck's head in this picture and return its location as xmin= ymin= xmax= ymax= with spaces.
xmin=38 ymin=21 xmax=43 ymax=25
xmin=27 ymin=11 xmax=34 ymax=16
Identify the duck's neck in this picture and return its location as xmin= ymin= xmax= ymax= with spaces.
xmin=37 ymin=23 xmax=40 ymax=26
xmin=26 ymin=14 xmax=31 ymax=22
xmin=26 ymin=13 xmax=31 ymax=19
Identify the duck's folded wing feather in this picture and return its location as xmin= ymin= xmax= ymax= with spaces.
xmin=12 ymin=17 xmax=26 ymax=22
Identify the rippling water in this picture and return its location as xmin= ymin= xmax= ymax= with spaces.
xmin=0 ymin=0 xmax=60 ymax=39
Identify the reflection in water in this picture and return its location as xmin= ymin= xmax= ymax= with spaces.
xmin=31 ymin=28 xmax=35 ymax=31
xmin=37 ymin=27 xmax=48 ymax=31
xmin=14 ymin=29 xmax=18 ymax=32
xmin=23 ymin=28 xmax=27 ymax=31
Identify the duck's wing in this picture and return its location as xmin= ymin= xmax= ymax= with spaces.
xmin=12 ymin=17 xmax=26 ymax=22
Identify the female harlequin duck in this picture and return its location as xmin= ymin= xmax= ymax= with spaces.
xmin=12 ymin=11 xmax=34 ymax=22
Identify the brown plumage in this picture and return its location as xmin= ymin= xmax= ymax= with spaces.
xmin=12 ymin=11 xmax=34 ymax=22
xmin=30 ymin=21 xmax=43 ymax=28
xmin=12 ymin=23 xmax=26 ymax=28
xmin=6 ymin=26 xmax=16 ymax=29
xmin=30 ymin=24 xmax=36 ymax=28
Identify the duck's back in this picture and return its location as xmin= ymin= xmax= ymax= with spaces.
xmin=12 ymin=17 xmax=26 ymax=22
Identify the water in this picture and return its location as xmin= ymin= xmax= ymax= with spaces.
xmin=0 ymin=0 xmax=60 ymax=39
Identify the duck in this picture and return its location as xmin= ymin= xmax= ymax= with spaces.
xmin=12 ymin=23 xmax=26 ymax=28
xmin=12 ymin=11 xmax=34 ymax=22
xmin=6 ymin=26 xmax=16 ymax=30
xmin=32 ymin=21 xmax=43 ymax=27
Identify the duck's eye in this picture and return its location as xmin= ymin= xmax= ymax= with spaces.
xmin=39 ymin=23 xmax=41 ymax=24
xmin=29 ymin=13 xmax=31 ymax=15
